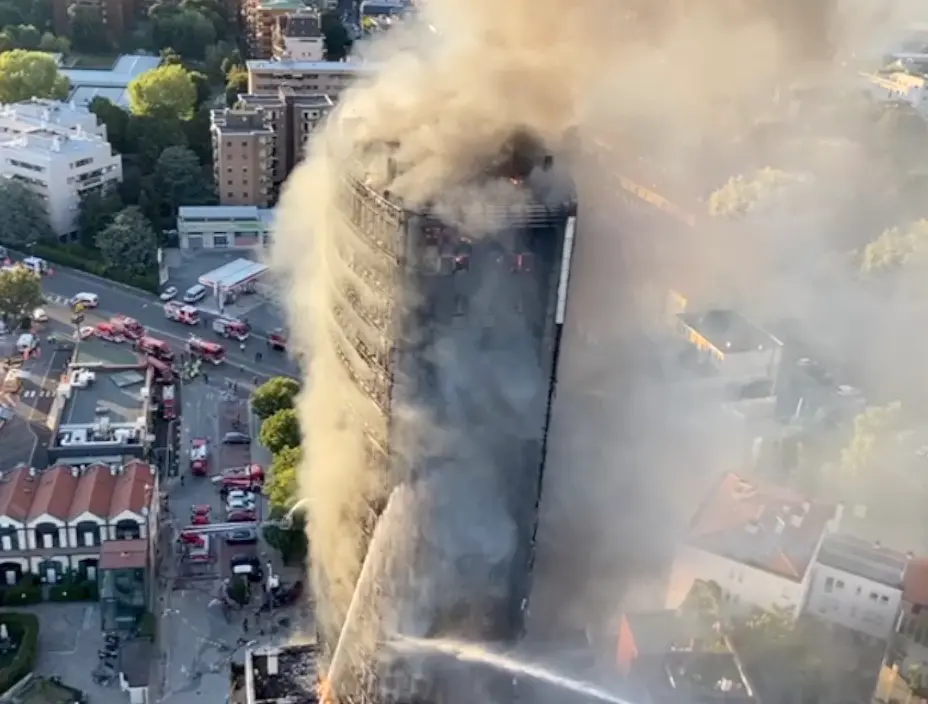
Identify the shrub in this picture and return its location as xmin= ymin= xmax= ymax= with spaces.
xmin=0 ymin=612 xmax=38 ymax=693
xmin=25 ymin=242 xmax=159 ymax=293
xmin=48 ymin=581 xmax=96 ymax=602
xmin=137 ymin=611 xmax=156 ymax=642
xmin=3 ymin=586 xmax=41 ymax=606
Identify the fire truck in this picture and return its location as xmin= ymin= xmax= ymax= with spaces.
xmin=268 ymin=328 xmax=287 ymax=352
xmin=161 ymin=384 xmax=176 ymax=420
xmin=148 ymin=356 xmax=174 ymax=384
xmin=111 ymin=315 xmax=145 ymax=340
xmin=136 ymin=336 xmax=174 ymax=362
xmin=94 ymin=322 xmax=124 ymax=343
xmin=164 ymin=301 xmax=200 ymax=325
xmin=190 ymin=438 xmax=210 ymax=476
xmin=186 ymin=336 xmax=225 ymax=365
xmin=211 ymin=317 xmax=249 ymax=341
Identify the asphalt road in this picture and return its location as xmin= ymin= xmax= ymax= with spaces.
xmin=39 ymin=268 xmax=299 ymax=381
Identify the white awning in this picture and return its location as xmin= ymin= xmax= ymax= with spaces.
xmin=198 ymin=258 xmax=268 ymax=290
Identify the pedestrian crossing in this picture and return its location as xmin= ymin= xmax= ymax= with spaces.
xmin=44 ymin=294 xmax=70 ymax=307
xmin=21 ymin=389 xmax=55 ymax=399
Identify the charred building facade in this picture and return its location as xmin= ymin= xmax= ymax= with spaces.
xmin=317 ymin=133 xmax=578 ymax=703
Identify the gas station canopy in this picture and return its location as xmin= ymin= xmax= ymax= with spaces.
xmin=198 ymin=258 xmax=268 ymax=292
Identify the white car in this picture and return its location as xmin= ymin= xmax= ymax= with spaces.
xmin=70 ymin=292 xmax=99 ymax=308
xmin=159 ymin=286 xmax=178 ymax=302
xmin=226 ymin=490 xmax=256 ymax=502
xmin=77 ymin=326 xmax=94 ymax=340
xmin=32 ymin=308 xmax=48 ymax=323
xmin=226 ymin=497 xmax=256 ymax=511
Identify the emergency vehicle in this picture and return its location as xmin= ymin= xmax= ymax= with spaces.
xmin=148 ymin=356 xmax=174 ymax=384
xmin=136 ymin=336 xmax=174 ymax=362
xmin=111 ymin=315 xmax=145 ymax=340
xmin=186 ymin=336 xmax=225 ymax=365
xmin=219 ymin=464 xmax=265 ymax=482
xmin=94 ymin=322 xmax=125 ymax=343
xmin=190 ymin=438 xmax=210 ymax=476
xmin=161 ymin=384 xmax=176 ymax=420
xmin=211 ymin=317 xmax=249 ymax=341
xmin=164 ymin=301 xmax=200 ymax=325
xmin=268 ymin=329 xmax=287 ymax=352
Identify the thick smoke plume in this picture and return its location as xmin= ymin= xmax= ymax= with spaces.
xmin=270 ymin=0 xmax=928 ymax=696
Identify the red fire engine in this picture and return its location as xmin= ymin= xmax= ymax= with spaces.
xmin=94 ymin=322 xmax=125 ymax=343
xmin=190 ymin=438 xmax=210 ymax=476
xmin=148 ymin=356 xmax=174 ymax=384
xmin=164 ymin=301 xmax=200 ymax=325
xmin=211 ymin=317 xmax=249 ymax=341
xmin=161 ymin=384 xmax=176 ymax=420
xmin=136 ymin=336 xmax=174 ymax=362
xmin=186 ymin=336 xmax=225 ymax=365
xmin=111 ymin=315 xmax=145 ymax=340
xmin=268 ymin=328 xmax=287 ymax=352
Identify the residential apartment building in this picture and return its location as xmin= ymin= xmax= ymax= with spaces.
xmin=0 ymin=461 xmax=156 ymax=586
xmin=273 ymin=8 xmax=325 ymax=61
xmin=211 ymin=89 xmax=333 ymax=204
xmin=0 ymin=124 xmax=122 ymax=239
xmin=804 ymin=533 xmax=907 ymax=640
xmin=246 ymin=59 xmax=370 ymax=97
xmin=210 ymin=107 xmax=274 ymax=207
xmin=52 ymin=0 xmax=134 ymax=43
xmin=899 ymin=556 xmax=928 ymax=647
xmin=244 ymin=0 xmax=309 ymax=59
xmin=666 ymin=473 xmax=838 ymax=618
xmin=0 ymin=99 xmax=108 ymax=140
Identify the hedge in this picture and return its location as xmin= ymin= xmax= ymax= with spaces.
xmin=0 ymin=612 xmax=38 ymax=694
xmin=48 ymin=581 xmax=97 ymax=602
xmin=2 ymin=586 xmax=41 ymax=606
xmin=137 ymin=611 xmax=156 ymax=642
xmin=29 ymin=243 xmax=159 ymax=293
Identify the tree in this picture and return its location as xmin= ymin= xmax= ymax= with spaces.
xmin=252 ymin=377 xmax=301 ymax=420
xmin=743 ymin=605 xmax=796 ymax=644
xmin=183 ymin=105 xmax=213 ymax=166
xmin=224 ymin=65 xmax=247 ymax=107
xmin=835 ymin=402 xmax=902 ymax=483
xmin=89 ymin=97 xmax=129 ymax=153
xmin=0 ymin=51 xmax=69 ymax=104
xmin=189 ymin=70 xmax=211 ymax=109
xmin=860 ymin=220 xmax=928 ymax=276
xmin=68 ymin=4 xmax=111 ymax=53
xmin=128 ymin=64 xmax=196 ymax=121
xmin=125 ymin=115 xmax=187 ymax=171
xmin=205 ymin=40 xmax=240 ymax=82
xmin=95 ymin=206 xmax=158 ymax=277
xmin=77 ymin=184 xmax=123 ymax=250
xmin=147 ymin=145 xmax=212 ymax=230
xmin=0 ymin=179 xmax=53 ymax=244
xmin=265 ymin=445 xmax=300 ymax=511
xmin=321 ymin=11 xmax=351 ymax=61
xmin=259 ymin=408 xmax=301 ymax=455
xmin=707 ymin=168 xmax=808 ymax=219
xmin=0 ymin=267 xmax=43 ymax=324
xmin=263 ymin=506 xmax=307 ymax=565
xmin=150 ymin=8 xmax=216 ymax=60
xmin=38 ymin=31 xmax=68 ymax=53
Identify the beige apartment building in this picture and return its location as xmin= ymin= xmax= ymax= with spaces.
xmin=211 ymin=89 xmax=334 ymax=206
xmin=246 ymin=59 xmax=370 ymax=97
xmin=244 ymin=0 xmax=307 ymax=59
xmin=273 ymin=9 xmax=325 ymax=61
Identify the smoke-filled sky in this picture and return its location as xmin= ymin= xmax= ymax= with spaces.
xmin=270 ymin=0 xmax=928 ymax=695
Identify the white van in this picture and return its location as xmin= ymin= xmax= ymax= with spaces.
xmin=183 ymin=284 xmax=207 ymax=303
xmin=22 ymin=257 xmax=48 ymax=275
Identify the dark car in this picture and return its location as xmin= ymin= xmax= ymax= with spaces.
xmin=230 ymin=554 xmax=263 ymax=582
xmin=224 ymin=528 xmax=258 ymax=546
xmin=227 ymin=509 xmax=257 ymax=523
xmin=222 ymin=432 xmax=251 ymax=445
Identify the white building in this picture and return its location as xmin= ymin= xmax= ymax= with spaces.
xmin=805 ymin=533 xmax=907 ymax=640
xmin=0 ymin=99 xmax=107 ymax=140
xmin=177 ymin=205 xmax=274 ymax=250
xmin=0 ymin=126 xmax=122 ymax=238
xmin=666 ymin=473 xmax=838 ymax=619
xmin=276 ymin=34 xmax=325 ymax=61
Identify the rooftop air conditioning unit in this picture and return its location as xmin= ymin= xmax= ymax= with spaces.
xmin=96 ymin=416 xmax=112 ymax=436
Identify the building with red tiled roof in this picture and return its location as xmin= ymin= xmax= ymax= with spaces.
xmin=666 ymin=473 xmax=837 ymax=619
xmin=0 ymin=463 xmax=158 ymax=587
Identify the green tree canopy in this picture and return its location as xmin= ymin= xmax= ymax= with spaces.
xmin=0 ymin=50 xmax=69 ymax=104
xmin=0 ymin=267 xmax=43 ymax=322
xmin=95 ymin=206 xmax=158 ymax=277
xmin=252 ymin=376 xmax=301 ymax=420
xmin=0 ymin=24 xmax=66 ymax=52
xmin=77 ymin=184 xmax=123 ymax=250
xmin=321 ymin=11 xmax=351 ymax=60
xmin=259 ymin=408 xmax=301 ymax=455
xmin=150 ymin=8 xmax=216 ymax=60
xmin=707 ymin=168 xmax=809 ymax=219
xmin=88 ymin=96 xmax=129 ymax=153
xmin=266 ymin=445 xmax=300 ymax=511
xmin=224 ymin=65 xmax=247 ymax=107
xmin=0 ymin=179 xmax=53 ymax=244
xmin=128 ymin=64 xmax=196 ymax=121
xmin=125 ymin=115 xmax=187 ymax=170
xmin=150 ymin=145 xmax=212 ymax=227
xmin=860 ymin=220 xmax=928 ymax=276
xmin=68 ymin=5 xmax=111 ymax=53
xmin=835 ymin=402 xmax=902 ymax=484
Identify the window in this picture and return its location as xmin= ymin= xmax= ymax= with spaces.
xmin=870 ymin=592 xmax=878 ymax=601
xmin=881 ymin=595 xmax=890 ymax=604
xmin=836 ymin=580 xmax=845 ymax=589
xmin=825 ymin=577 xmax=834 ymax=593
xmin=227 ymin=192 xmax=233 ymax=198
xmin=227 ymin=180 xmax=233 ymax=185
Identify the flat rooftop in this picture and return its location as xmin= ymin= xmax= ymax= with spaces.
xmin=73 ymin=337 xmax=141 ymax=367
xmin=60 ymin=54 xmax=161 ymax=109
xmin=816 ymin=534 xmax=907 ymax=588
xmin=60 ymin=368 xmax=147 ymax=426
xmin=678 ymin=309 xmax=781 ymax=354
xmin=248 ymin=644 xmax=318 ymax=704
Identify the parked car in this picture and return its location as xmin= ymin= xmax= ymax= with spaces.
xmin=222 ymin=432 xmax=251 ymax=445
xmin=226 ymin=497 xmax=256 ymax=512
xmin=224 ymin=529 xmax=258 ymax=546
xmin=32 ymin=307 xmax=48 ymax=323
xmin=159 ymin=286 xmax=178 ymax=302
xmin=70 ymin=292 xmax=99 ymax=309
xmin=226 ymin=490 xmax=257 ymax=502
xmin=226 ymin=509 xmax=257 ymax=523
xmin=229 ymin=554 xmax=263 ymax=582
